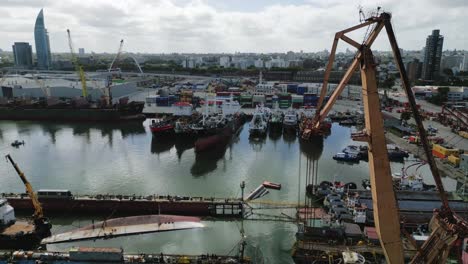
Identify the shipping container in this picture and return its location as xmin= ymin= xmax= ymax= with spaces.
xmin=297 ymin=86 xmax=307 ymax=95
xmin=448 ymin=155 xmax=460 ymax=166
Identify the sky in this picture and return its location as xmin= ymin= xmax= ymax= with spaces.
xmin=1 ymin=0 xmax=467 ymax=54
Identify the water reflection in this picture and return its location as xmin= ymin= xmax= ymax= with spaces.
xmin=151 ymin=136 xmax=175 ymax=155
xmin=249 ymin=136 xmax=266 ymax=152
xmin=299 ymin=136 xmax=324 ymax=160
xmin=175 ymin=137 xmax=196 ymax=161
xmin=268 ymin=129 xmax=282 ymax=142
xmin=191 ymin=145 xmax=228 ymax=176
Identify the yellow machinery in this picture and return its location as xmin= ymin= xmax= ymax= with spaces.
xmin=310 ymin=12 xmax=467 ymax=263
xmin=67 ymin=29 xmax=88 ymax=98
xmin=5 ymin=154 xmax=51 ymax=236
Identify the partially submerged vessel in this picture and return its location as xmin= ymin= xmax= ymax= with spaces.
xmin=42 ymin=215 xmax=203 ymax=244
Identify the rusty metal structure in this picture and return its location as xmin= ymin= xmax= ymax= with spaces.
xmin=310 ymin=12 xmax=467 ymax=263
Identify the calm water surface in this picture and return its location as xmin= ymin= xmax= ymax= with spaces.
xmin=0 ymin=119 xmax=457 ymax=263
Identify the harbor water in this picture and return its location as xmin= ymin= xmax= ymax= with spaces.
xmin=0 ymin=120 xmax=458 ymax=263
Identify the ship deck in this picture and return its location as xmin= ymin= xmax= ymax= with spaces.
xmin=1 ymin=221 xmax=34 ymax=236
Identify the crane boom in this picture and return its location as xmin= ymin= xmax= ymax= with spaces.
xmin=310 ymin=11 xmax=467 ymax=263
xmin=5 ymin=154 xmax=44 ymax=220
xmin=67 ymin=29 xmax=87 ymax=98
xmin=109 ymin=39 xmax=124 ymax=72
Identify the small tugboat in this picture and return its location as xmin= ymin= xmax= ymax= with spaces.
xmin=11 ymin=140 xmax=25 ymax=147
xmin=283 ymin=110 xmax=298 ymax=134
xmin=149 ymin=117 xmax=175 ymax=136
xmin=249 ymin=107 xmax=268 ymax=137
xmin=332 ymin=152 xmax=360 ymax=162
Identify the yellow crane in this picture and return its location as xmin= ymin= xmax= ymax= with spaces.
xmin=67 ymin=29 xmax=88 ymax=98
xmin=5 ymin=154 xmax=51 ymax=238
xmin=310 ymin=11 xmax=467 ymax=263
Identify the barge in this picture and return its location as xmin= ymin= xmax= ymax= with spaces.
xmin=2 ymin=191 xmax=243 ymax=218
xmin=0 ymin=101 xmax=146 ymax=122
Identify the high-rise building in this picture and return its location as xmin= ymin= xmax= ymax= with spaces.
xmin=406 ymin=58 xmax=422 ymax=83
xmin=34 ymin=9 xmax=52 ymax=69
xmin=422 ymin=29 xmax=443 ymax=81
xmin=12 ymin=42 xmax=33 ymax=69
xmin=78 ymin=48 xmax=85 ymax=56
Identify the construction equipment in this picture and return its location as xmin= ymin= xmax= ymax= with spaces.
xmin=5 ymin=154 xmax=51 ymax=235
xmin=310 ymin=11 xmax=467 ymax=263
xmin=109 ymin=39 xmax=124 ymax=72
xmin=67 ymin=29 xmax=88 ymax=98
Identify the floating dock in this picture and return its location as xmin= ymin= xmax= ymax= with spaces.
xmin=2 ymin=193 xmax=243 ymax=218
xmin=0 ymin=247 xmax=250 ymax=264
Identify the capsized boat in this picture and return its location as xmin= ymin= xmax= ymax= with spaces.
xmin=41 ymin=215 xmax=203 ymax=244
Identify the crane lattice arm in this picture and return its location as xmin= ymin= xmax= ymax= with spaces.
xmin=5 ymin=154 xmax=44 ymax=220
xmin=310 ymin=12 xmax=467 ymax=263
xmin=109 ymin=39 xmax=124 ymax=72
xmin=67 ymin=29 xmax=87 ymax=98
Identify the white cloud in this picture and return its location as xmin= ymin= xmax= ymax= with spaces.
xmin=1 ymin=0 xmax=466 ymax=53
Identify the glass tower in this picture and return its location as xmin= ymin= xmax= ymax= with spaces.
xmin=34 ymin=9 xmax=52 ymax=70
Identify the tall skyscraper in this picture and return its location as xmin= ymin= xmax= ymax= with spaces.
xmin=422 ymin=29 xmax=443 ymax=81
xmin=406 ymin=58 xmax=422 ymax=83
xmin=12 ymin=42 xmax=33 ymax=69
xmin=34 ymin=9 xmax=52 ymax=70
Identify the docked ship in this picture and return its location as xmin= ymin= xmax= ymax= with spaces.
xmin=283 ymin=110 xmax=298 ymax=134
xmin=268 ymin=110 xmax=283 ymax=132
xmin=2 ymin=155 xmax=52 ymax=250
xmin=194 ymin=99 xmax=245 ymax=153
xmin=0 ymin=98 xmax=145 ymax=122
xmin=0 ymin=198 xmax=51 ymax=249
xmin=249 ymin=106 xmax=269 ymax=137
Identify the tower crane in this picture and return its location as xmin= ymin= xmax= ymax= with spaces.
xmin=5 ymin=154 xmax=51 ymax=236
xmin=309 ymin=12 xmax=467 ymax=263
xmin=67 ymin=29 xmax=88 ymax=98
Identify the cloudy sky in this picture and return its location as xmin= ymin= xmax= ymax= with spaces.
xmin=1 ymin=0 xmax=466 ymax=53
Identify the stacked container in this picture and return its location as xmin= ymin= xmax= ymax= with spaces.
xmin=297 ymin=85 xmax=307 ymax=95
xmin=180 ymin=90 xmax=193 ymax=103
xmin=287 ymin=84 xmax=298 ymax=94
xmin=253 ymin=94 xmax=266 ymax=107
xmin=303 ymin=93 xmax=318 ymax=107
xmin=291 ymin=95 xmax=304 ymax=109
xmin=156 ymin=96 xmax=170 ymax=107
xmin=265 ymin=94 xmax=273 ymax=108
xmin=240 ymin=94 xmax=253 ymax=108
xmin=278 ymin=93 xmax=291 ymax=109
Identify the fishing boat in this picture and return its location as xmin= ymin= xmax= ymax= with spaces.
xmin=332 ymin=152 xmax=360 ymax=162
xmin=283 ymin=110 xmax=298 ymax=134
xmin=249 ymin=109 xmax=268 ymax=137
xmin=149 ymin=117 xmax=175 ymax=136
xmin=268 ymin=111 xmax=283 ymax=132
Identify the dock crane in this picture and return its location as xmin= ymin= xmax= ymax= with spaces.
xmin=67 ymin=29 xmax=88 ymax=98
xmin=309 ymin=12 xmax=467 ymax=263
xmin=109 ymin=39 xmax=124 ymax=72
xmin=5 ymin=154 xmax=51 ymax=237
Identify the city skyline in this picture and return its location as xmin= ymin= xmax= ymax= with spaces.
xmin=1 ymin=0 xmax=467 ymax=53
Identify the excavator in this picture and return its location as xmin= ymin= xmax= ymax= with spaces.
xmin=5 ymin=154 xmax=51 ymax=241
xmin=308 ymin=11 xmax=467 ymax=263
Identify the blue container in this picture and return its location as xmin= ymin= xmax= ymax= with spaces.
xmin=297 ymin=86 xmax=306 ymax=95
